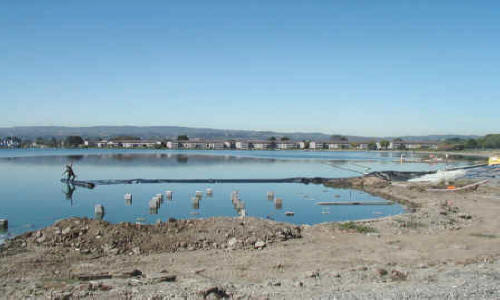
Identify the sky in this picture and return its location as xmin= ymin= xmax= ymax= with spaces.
xmin=1 ymin=1 xmax=499 ymax=136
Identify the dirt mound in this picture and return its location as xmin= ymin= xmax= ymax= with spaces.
xmin=324 ymin=175 xmax=390 ymax=189
xmin=4 ymin=217 xmax=301 ymax=256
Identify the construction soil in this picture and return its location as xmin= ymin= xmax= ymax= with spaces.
xmin=1 ymin=175 xmax=499 ymax=299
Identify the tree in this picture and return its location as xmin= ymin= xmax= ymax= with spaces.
xmin=380 ymin=140 xmax=390 ymax=150
xmin=112 ymin=136 xmax=141 ymax=141
xmin=331 ymin=135 xmax=348 ymax=141
xmin=65 ymin=136 xmax=84 ymax=147
xmin=268 ymin=136 xmax=276 ymax=141
xmin=281 ymin=136 xmax=290 ymax=141
xmin=368 ymin=142 xmax=378 ymax=150
xmin=177 ymin=135 xmax=189 ymax=141
xmin=480 ymin=134 xmax=500 ymax=148
xmin=465 ymin=139 xmax=478 ymax=149
xmin=393 ymin=138 xmax=403 ymax=142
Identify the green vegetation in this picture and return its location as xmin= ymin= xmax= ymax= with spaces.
xmin=331 ymin=135 xmax=348 ymax=141
xmin=111 ymin=136 xmax=141 ymax=141
xmin=281 ymin=136 xmax=290 ymax=141
xmin=368 ymin=141 xmax=377 ymax=150
xmin=64 ymin=136 xmax=84 ymax=147
xmin=441 ymin=134 xmax=500 ymax=150
xmin=337 ymin=222 xmax=377 ymax=233
xmin=177 ymin=135 xmax=189 ymax=141
xmin=478 ymin=134 xmax=500 ymax=149
xmin=380 ymin=140 xmax=390 ymax=149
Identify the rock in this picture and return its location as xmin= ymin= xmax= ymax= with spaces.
xmin=254 ymin=240 xmax=266 ymax=249
xmin=458 ymin=213 xmax=472 ymax=220
xmin=246 ymin=236 xmax=257 ymax=245
xmin=267 ymin=280 xmax=281 ymax=286
xmin=391 ymin=269 xmax=408 ymax=281
xmin=36 ymin=235 xmax=46 ymax=243
xmin=62 ymin=226 xmax=72 ymax=235
xmin=305 ymin=270 xmax=320 ymax=278
xmin=147 ymin=273 xmax=176 ymax=283
xmin=228 ymin=237 xmax=238 ymax=248
xmin=375 ymin=268 xmax=388 ymax=276
xmin=199 ymin=286 xmax=230 ymax=298
xmin=113 ymin=269 xmax=142 ymax=278
xmin=76 ymin=273 xmax=112 ymax=281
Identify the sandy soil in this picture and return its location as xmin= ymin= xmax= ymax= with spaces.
xmin=1 ymin=176 xmax=499 ymax=299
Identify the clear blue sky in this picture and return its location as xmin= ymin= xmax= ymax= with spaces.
xmin=1 ymin=1 xmax=499 ymax=136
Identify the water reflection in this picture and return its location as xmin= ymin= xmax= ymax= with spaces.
xmin=62 ymin=183 xmax=76 ymax=205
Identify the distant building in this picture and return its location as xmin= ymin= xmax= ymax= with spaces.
xmin=249 ymin=140 xmax=272 ymax=150
xmin=207 ymin=141 xmax=225 ymax=150
xmin=235 ymin=141 xmax=249 ymax=150
xmin=84 ymin=140 xmax=97 ymax=147
xmin=276 ymin=141 xmax=297 ymax=150
xmin=357 ymin=143 xmax=369 ymax=150
xmin=166 ymin=141 xmax=179 ymax=149
xmin=389 ymin=140 xmax=439 ymax=150
xmin=325 ymin=141 xmax=351 ymax=150
xmin=119 ymin=140 xmax=162 ymax=148
xmin=0 ymin=137 xmax=21 ymax=148
xmin=309 ymin=141 xmax=323 ymax=150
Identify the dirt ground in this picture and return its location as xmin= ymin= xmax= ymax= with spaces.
xmin=1 ymin=176 xmax=499 ymax=299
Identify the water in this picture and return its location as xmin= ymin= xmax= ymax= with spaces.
xmin=0 ymin=149 xmax=473 ymax=240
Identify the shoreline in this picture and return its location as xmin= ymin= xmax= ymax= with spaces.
xmin=1 ymin=174 xmax=499 ymax=298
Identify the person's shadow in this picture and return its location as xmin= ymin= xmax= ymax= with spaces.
xmin=62 ymin=183 xmax=76 ymax=206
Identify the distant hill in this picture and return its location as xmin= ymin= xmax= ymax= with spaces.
xmin=0 ymin=126 xmax=481 ymax=142
xmin=386 ymin=135 xmax=480 ymax=142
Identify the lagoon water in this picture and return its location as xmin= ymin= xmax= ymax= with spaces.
xmin=0 ymin=149 xmax=471 ymax=240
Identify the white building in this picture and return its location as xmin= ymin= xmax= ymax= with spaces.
xmin=235 ymin=141 xmax=249 ymax=150
xmin=276 ymin=141 xmax=297 ymax=150
xmin=250 ymin=140 xmax=272 ymax=150
xmin=309 ymin=141 xmax=323 ymax=150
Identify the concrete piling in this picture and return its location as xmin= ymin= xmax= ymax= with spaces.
xmin=191 ymin=197 xmax=200 ymax=209
xmin=155 ymin=193 xmax=164 ymax=202
xmin=267 ymin=191 xmax=274 ymax=200
xmin=165 ymin=190 xmax=173 ymax=200
xmin=0 ymin=219 xmax=8 ymax=231
xmin=124 ymin=193 xmax=132 ymax=201
xmin=274 ymin=198 xmax=283 ymax=210
xmin=206 ymin=188 xmax=213 ymax=196
xmin=94 ymin=204 xmax=105 ymax=219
